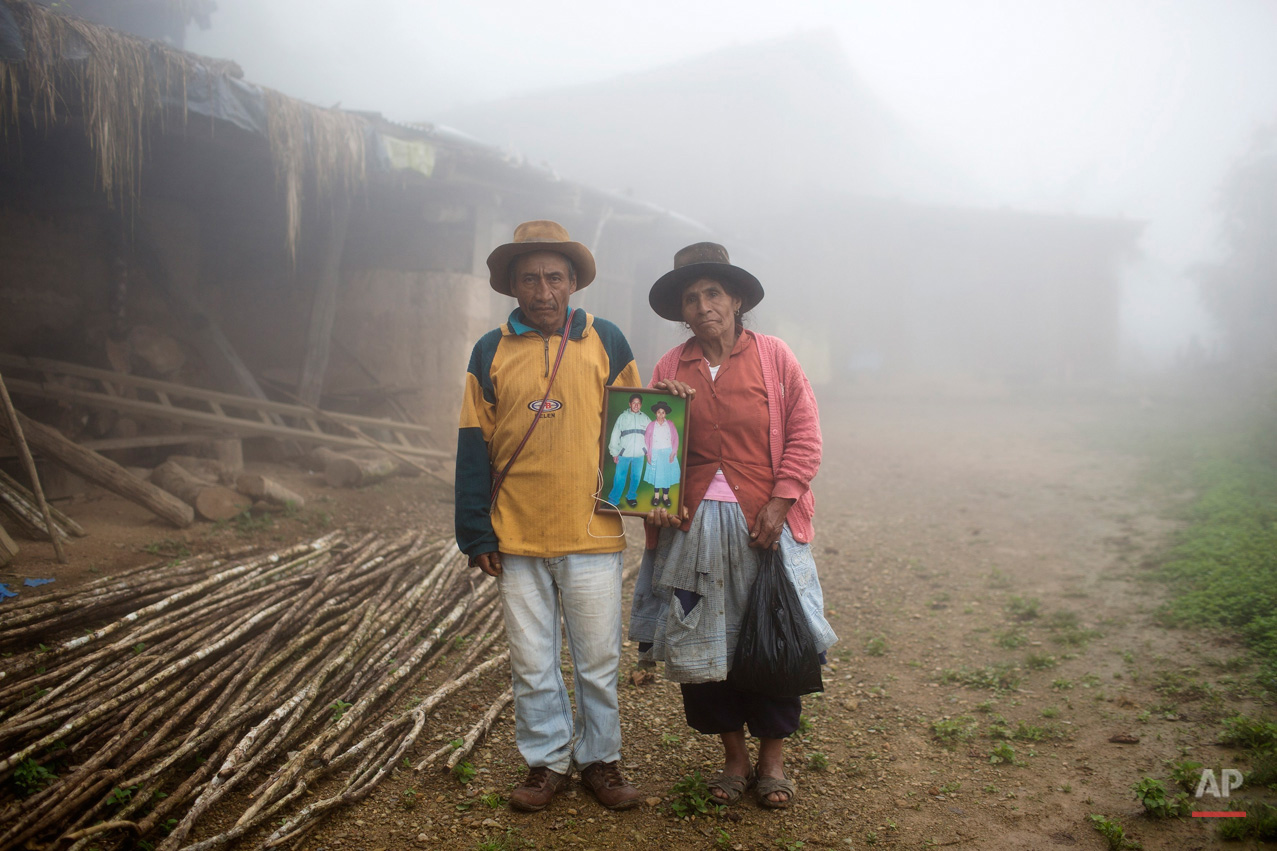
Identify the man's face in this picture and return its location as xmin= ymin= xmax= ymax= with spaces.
xmin=511 ymin=251 xmax=576 ymax=335
xmin=629 ymin=398 xmax=642 ymax=412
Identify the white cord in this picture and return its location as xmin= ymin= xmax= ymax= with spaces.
xmin=586 ymin=467 xmax=626 ymax=540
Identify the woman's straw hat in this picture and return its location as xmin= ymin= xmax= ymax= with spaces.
xmin=648 ymin=242 xmax=763 ymax=322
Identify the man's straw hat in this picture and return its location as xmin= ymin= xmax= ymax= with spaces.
xmin=486 ymin=220 xmax=596 ymax=295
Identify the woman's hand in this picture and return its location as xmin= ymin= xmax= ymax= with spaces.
xmin=652 ymin=379 xmax=696 ymax=399
xmin=749 ymin=497 xmax=795 ymax=550
xmin=645 ymin=504 xmax=688 ymax=528
xmin=668 ymin=451 xmax=677 ymax=463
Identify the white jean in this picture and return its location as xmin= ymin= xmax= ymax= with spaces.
xmin=498 ymin=550 xmax=624 ymax=774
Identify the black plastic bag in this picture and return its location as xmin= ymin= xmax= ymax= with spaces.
xmin=727 ymin=548 xmax=824 ymax=697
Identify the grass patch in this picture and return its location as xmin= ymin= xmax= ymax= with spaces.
xmin=1167 ymin=759 xmax=1204 ymax=793
xmin=1215 ymin=800 xmax=1277 ymax=841
xmin=1051 ymin=626 xmax=1103 ymax=647
xmin=1154 ymin=423 xmax=1277 ymax=689
xmin=994 ymin=628 xmax=1028 ymax=649
xmin=10 ymin=758 xmax=55 ymax=797
xmin=1005 ymin=595 xmax=1041 ymax=621
xmin=931 ymin=715 xmax=977 ymax=743
xmin=1013 ymin=721 xmax=1066 ymax=742
xmin=1131 ymin=776 xmax=1190 ymax=818
xmin=1025 ymin=652 xmax=1058 ymax=671
xmin=939 ymin=664 xmax=1022 ymax=691
xmin=988 ymin=742 xmax=1019 ymax=765
xmin=668 ymin=771 xmax=724 ymax=819
xmin=1090 ymin=814 xmax=1141 ymax=849
xmin=1219 ymin=714 xmax=1277 ymax=750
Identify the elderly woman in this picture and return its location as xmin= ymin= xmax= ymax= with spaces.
xmin=631 ymin=243 xmax=837 ymax=809
xmin=642 ymin=400 xmax=680 ymax=507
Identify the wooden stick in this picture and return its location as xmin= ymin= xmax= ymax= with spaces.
xmin=0 ymin=370 xmax=65 ymax=562
xmin=0 ymin=469 xmax=86 ymax=537
xmin=3 ymin=411 xmax=194 ymax=528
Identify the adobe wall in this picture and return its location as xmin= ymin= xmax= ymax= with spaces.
xmin=332 ymin=268 xmax=499 ymax=433
xmin=0 ymin=207 xmax=112 ymax=356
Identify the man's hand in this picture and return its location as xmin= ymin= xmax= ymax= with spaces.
xmin=652 ymin=379 xmax=696 ymax=399
xmin=749 ymin=497 xmax=795 ymax=550
xmin=472 ymin=551 xmax=503 ymax=577
xmin=612 ymin=455 xmax=619 ymax=464
xmin=644 ymin=504 xmax=689 ymax=528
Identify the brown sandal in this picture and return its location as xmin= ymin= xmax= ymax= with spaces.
xmin=755 ymin=774 xmax=796 ymax=809
xmin=708 ymin=769 xmax=755 ymax=806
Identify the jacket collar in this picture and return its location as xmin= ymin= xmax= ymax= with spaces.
xmin=506 ymin=307 xmax=589 ymax=340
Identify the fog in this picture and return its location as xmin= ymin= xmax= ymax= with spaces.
xmin=187 ymin=0 xmax=1277 ymax=375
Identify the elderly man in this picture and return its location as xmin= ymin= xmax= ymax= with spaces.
xmin=455 ymin=220 xmax=644 ymax=812
xmin=607 ymin=393 xmax=650 ymax=508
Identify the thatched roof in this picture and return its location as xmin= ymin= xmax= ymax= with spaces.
xmin=37 ymin=0 xmax=218 ymax=31
xmin=0 ymin=0 xmax=703 ymax=269
xmin=0 ymin=0 xmax=364 ymax=264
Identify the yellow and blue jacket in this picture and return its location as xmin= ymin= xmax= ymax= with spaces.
xmin=456 ymin=308 xmax=641 ymax=558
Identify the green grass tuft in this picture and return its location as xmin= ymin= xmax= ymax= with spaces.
xmin=1155 ymin=426 xmax=1277 ymax=681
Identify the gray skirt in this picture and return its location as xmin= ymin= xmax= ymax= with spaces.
xmin=629 ymin=500 xmax=837 ymax=684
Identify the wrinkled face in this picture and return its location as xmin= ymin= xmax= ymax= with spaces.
xmin=629 ymin=398 xmax=642 ymax=412
xmin=680 ymin=276 xmax=741 ymax=341
xmin=511 ymin=251 xmax=576 ymax=334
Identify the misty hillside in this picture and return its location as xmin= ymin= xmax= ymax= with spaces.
xmin=438 ymin=31 xmax=972 ymax=229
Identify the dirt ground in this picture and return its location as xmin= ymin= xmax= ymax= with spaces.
xmin=3 ymin=392 xmax=1272 ymax=850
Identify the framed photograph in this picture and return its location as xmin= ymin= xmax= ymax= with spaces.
xmin=597 ymin=387 xmax=690 ymax=516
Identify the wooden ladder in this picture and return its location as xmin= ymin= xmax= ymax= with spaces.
xmin=0 ymin=354 xmax=447 ymax=459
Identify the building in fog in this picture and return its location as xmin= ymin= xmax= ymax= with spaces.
xmin=442 ymin=32 xmax=1143 ymax=389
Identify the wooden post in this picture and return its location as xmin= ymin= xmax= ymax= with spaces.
xmin=298 ymin=199 xmax=351 ymax=407
xmin=0 ymin=370 xmax=66 ymax=563
xmin=7 ymin=411 xmax=194 ymax=528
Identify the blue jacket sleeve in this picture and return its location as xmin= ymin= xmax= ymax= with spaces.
xmin=455 ymin=332 xmax=501 ymax=558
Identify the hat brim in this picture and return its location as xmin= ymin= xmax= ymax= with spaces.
xmin=486 ymin=242 xmax=596 ymax=295
xmin=648 ymin=262 xmax=764 ymax=322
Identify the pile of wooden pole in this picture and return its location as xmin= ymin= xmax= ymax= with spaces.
xmin=0 ymin=469 xmax=87 ymax=542
xmin=0 ymin=532 xmax=510 ymax=851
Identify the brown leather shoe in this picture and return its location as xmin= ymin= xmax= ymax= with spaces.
xmin=509 ymin=766 xmax=570 ymax=812
xmin=579 ymin=760 xmax=642 ymax=810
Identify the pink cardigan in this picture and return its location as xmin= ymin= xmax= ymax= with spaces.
xmin=651 ymin=330 xmax=821 ymax=543
xmin=644 ymin=419 xmax=679 ymax=459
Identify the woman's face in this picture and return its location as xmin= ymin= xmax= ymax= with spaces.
xmin=656 ymin=408 xmax=667 ymax=422
xmin=680 ymin=277 xmax=741 ymax=341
